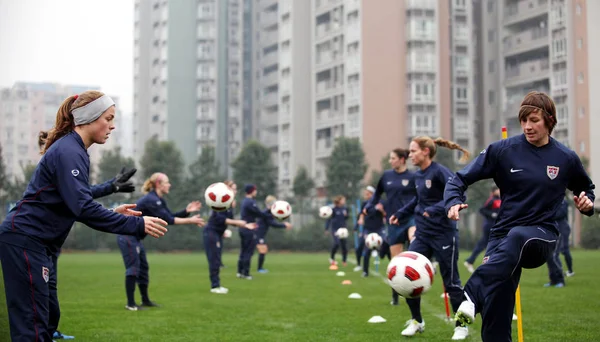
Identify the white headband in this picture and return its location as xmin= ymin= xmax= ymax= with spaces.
xmin=366 ymin=186 xmax=376 ymax=193
xmin=71 ymin=95 xmax=115 ymax=126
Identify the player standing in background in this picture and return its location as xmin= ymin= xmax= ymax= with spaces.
xmin=463 ymin=186 xmax=501 ymax=273
xmin=255 ymin=195 xmax=292 ymax=273
xmin=390 ymin=136 xmax=471 ymax=340
xmin=326 ymin=195 xmax=349 ymax=266
xmin=364 ymin=148 xmax=417 ymax=305
xmin=117 ymin=172 xmax=204 ymax=310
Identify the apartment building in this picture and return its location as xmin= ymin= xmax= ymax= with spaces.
xmin=253 ymin=0 xmax=312 ymax=197
xmin=311 ymin=0 xmax=477 ymax=188
xmin=133 ymin=0 xmax=246 ymax=175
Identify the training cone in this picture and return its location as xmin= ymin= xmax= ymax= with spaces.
xmin=341 ymin=280 xmax=352 ymax=285
xmin=368 ymin=316 xmax=386 ymax=323
xmin=329 ymin=264 xmax=338 ymax=270
xmin=336 ymin=271 xmax=346 ymax=276
xmin=348 ymin=293 xmax=362 ymax=299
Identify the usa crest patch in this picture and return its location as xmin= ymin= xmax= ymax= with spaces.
xmin=546 ymin=166 xmax=559 ymax=180
xmin=42 ymin=267 xmax=49 ymax=283
xmin=425 ymin=180 xmax=432 ymax=189
xmin=402 ymin=179 xmax=409 ymax=186
xmin=482 ymin=256 xmax=490 ymax=264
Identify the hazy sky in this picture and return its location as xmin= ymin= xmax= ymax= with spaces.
xmin=0 ymin=0 xmax=134 ymax=114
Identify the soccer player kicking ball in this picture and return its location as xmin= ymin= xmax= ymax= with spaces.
xmin=444 ymin=91 xmax=595 ymax=342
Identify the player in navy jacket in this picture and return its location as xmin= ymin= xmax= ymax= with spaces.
xmin=544 ymin=198 xmax=569 ymax=287
xmin=256 ymin=195 xmax=292 ymax=273
xmin=0 ymin=91 xmax=168 ymax=342
xmin=238 ymin=184 xmax=271 ymax=279
xmin=463 ymin=186 xmax=501 ymax=273
xmin=356 ymin=186 xmax=385 ymax=276
xmin=390 ymin=136 xmax=471 ymax=340
xmin=326 ymin=195 xmax=349 ymax=266
xmin=203 ymin=181 xmax=256 ymax=294
xmin=40 ymin=131 xmax=138 ymax=340
xmin=553 ymin=198 xmax=575 ymax=277
xmin=445 ymin=91 xmax=595 ymax=342
xmin=117 ymin=172 xmax=204 ymax=310
xmin=364 ymin=148 xmax=417 ymax=304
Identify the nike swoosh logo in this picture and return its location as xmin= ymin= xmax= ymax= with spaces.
xmin=510 ymin=168 xmax=523 ymax=173
xmin=442 ymin=245 xmax=450 ymax=250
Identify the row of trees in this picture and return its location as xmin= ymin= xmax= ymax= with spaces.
xmin=1 ymin=135 xmax=599 ymax=250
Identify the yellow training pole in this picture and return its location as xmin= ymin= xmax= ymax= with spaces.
xmin=502 ymin=126 xmax=524 ymax=342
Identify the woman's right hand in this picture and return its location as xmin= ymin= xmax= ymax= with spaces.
xmin=189 ymin=214 xmax=205 ymax=227
xmin=447 ymin=203 xmax=469 ymax=221
xmin=244 ymin=222 xmax=258 ymax=230
xmin=389 ymin=215 xmax=398 ymax=225
xmin=143 ymin=216 xmax=168 ymax=238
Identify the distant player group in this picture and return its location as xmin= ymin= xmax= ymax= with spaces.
xmin=0 ymin=90 xmax=594 ymax=342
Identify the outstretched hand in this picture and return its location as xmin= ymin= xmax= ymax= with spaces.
xmin=114 ymin=204 xmax=142 ymax=217
xmin=112 ymin=167 xmax=137 ymax=193
xmin=186 ymin=201 xmax=202 ymax=213
xmin=143 ymin=216 xmax=168 ymax=238
xmin=447 ymin=203 xmax=469 ymax=221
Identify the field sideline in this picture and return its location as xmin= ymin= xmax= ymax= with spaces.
xmin=1 ymin=250 xmax=599 ymax=341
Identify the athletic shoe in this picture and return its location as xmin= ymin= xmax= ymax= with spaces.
xmin=401 ymin=319 xmax=425 ymax=336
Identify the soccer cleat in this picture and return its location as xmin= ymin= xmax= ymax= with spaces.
xmin=401 ymin=319 xmax=425 ymax=336
xmin=141 ymin=301 xmax=161 ymax=308
xmin=353 ymin=266 xmax=362 ymax=272
xmin=544 ymin=282 xmax=565 ymax=288
xmin=210 ymin=287 xmax=229 ymax=294
xmin=236 ymin=273 xmax=243 ymax=278
xmin=361 ymin=272 xmax=368 ymax=278
xmin=53 ymin=331 xmax=75 ymax=340
xmin=125 ymin=305 xmax=145 ymax=311
xmin=257 ymin=269 xmax=269 ymax=273
xmin=463 ymin=261 xmax=475 ymax=273
xmin=441 ymin=292 xmax=449 ymax=299
xmin=452 ymin=326 xmax=469 ymax=340
xmin=390 ymin=299 xmax=399 ymax=306
xmin=455 ymin=301 xmax=475 ymax=326
xmin=566 ymin=271 xmax=575 ymax=277
xmin=243 ymin=275 xmax=253 ymax=280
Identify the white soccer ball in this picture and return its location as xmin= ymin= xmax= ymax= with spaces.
xmin=386 ymin=251 xmax=434 ymax=299
xmin=335 ymin=227 xmax=349 ymax=239
xmin=319 ymin=206 xmax=333 ymax=219
xmin=271 ymin=200 xmax=292 ymax=220
xmin=365 ymin=233 xmax=383 ymax=250
xmin=223 ymin=229 xmax=232 ymax=238
xmin=204 ymin=182 xmax=235 ymax=212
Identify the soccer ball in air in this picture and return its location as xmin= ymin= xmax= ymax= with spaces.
xmin=223 ymin=229 xmax=232 ymax=238
xmin=365 ymin=233 xmax=383 ymax=250
xmin=335 ymin=228 xmax=349 ymax=239
xmin=204 ymin=182 xmax=234 ymax=212
xmin=271 ymin=200 xmax=292 ymax=220
xmin=386 ymin=251 xmax=434 ymax=299
xmin=319 ymin=206 xmax=333 ymax=219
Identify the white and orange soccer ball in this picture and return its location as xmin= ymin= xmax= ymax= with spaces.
xmin=204 ymin=182 xmax=235 ymax=212
xmin=386 ymin=251 xmax=434 ymax=299
xmin=365 ymin=233 xmax=383 ymax=250
xmin=271 ymin=200 xmax=292 ymax=220
xmin=319 ymin=206 xmax=333 ymax=219
xmin=223 ymin=229 xmax=232 ymax=238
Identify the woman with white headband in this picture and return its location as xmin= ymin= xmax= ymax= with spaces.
xmin=0 ymin=90 xmax=169 ymax=341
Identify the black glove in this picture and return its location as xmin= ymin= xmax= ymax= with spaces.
xmin=112 ymin=167 xmax=137 ymax=193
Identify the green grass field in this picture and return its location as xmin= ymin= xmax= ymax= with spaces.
xmin=1 ymin=250 xmax=600 ymax=341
